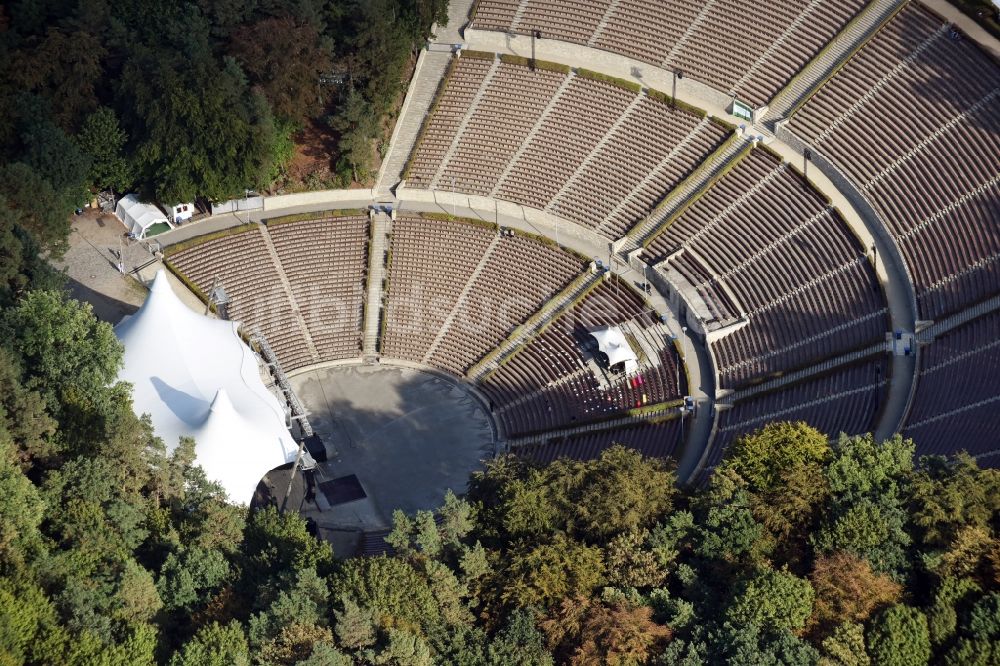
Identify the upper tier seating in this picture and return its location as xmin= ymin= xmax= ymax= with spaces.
xmin=904 ymin=310 xmax=1000 ymax=460
xmin=470 ymin=0 xmax=867 ymax=106
xmin=701 ymin=357 xmax=888 ymax=483
xmin=406 ymin=55 xmax=728 ymax=238
xmin=479 ymin=278 xmax=682 ymax=437
xmin=513 ymin=419 xmax=683 ymax=465
xmin=789 ymin=3 xmax=1000 ymax=321
xmin=647 ymin=148 xmax=888 ymax=387
xmin=382 ymin=216 xmax=585 ymax=375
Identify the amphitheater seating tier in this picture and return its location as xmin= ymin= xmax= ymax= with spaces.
xmin=904 ymin=311 xmax=1000 ymax=460
xmin=268 ymin=216 xmax=369 ymax=361
xmin=382 ymin=216 xmax=585 ymax=375
xmin=513 ymin=419 xmax=682 ymax=465
xmin=470 ymin=0 xmax=867 ymax=106
xmin=647 ymin=148 xmax=888 ymax=387
xmin=700 ymin=357 xmax=888 ymax=483
xmin=479 ymin=279 xmax=682 ymax=437
xmin=406 ymin=55 xmax=728 ymax=238
xmin=168 ymin=228 xmax=315 ymax=370
xmin=789 ymin=3 xmax=1000 ymax=321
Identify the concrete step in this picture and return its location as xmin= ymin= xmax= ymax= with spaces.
xmin=467 ymin=270 xmax=602 ymax=380
xmin=363 ymin=214 xmax=391 ymax=355
xmin=377 ymin=50 xmax=454 ymax=191
xmin=626 ymin=134 xmax=751 ymax=249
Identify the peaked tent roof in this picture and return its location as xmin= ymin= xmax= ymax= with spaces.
xmin=115 ymin=269 xmax=298 ymax=503
xmin=589 ymin=325 xmax=639 ymax=374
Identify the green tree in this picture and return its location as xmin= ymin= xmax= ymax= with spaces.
xmin=908 ymin=454 xmax=1000 ymax=549
xmin=118 ymin=37 xmax=277 ymax=203
xmin=0 ymin=437 xmax=46 ymax=571
xmin=727 ymin=568 xmax=815 ymax=632
xmin=228 ymin=16 xmax=333 ymax=125
xmin=169 ymin=621 xmax=250 ymax=666
xmin=500 ymin=534 xmax=605 ymax=610
xmin=815 ymin=434 xmax=914 ymax=576
xmin=865 ymin=605 xmax=931 ymax=666
xmin=9 ymin=27 xmax=104 ymax=130
xmin=574 ymin=445 xmax=676 ymax=541
xmin=486 ymin=609 xmax=553 ymax=666
xmin=329 ymin=87 xmax=377 ymax=184
xmin=157 ymin=546 xmax=232 ymax=612
xmin=77 ymin=107 xmax=134 ymax=192
xmin=820 ymin=623 xmax=870 ymax=666
xmin=0 ymin=290 xmax=123 ymax=415
xmin=926 ymin=577 xmax=980 ymax=646
xmin=240 ymin=506 xmax=332 ymax=594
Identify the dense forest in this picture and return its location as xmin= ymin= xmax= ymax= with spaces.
xmin=1 ymin=285 xmax=998 ymax=664
xmin=0 ymin=0 xmax=447 ymax=304
xmin=1 ymin=0 xmax=1000 ymax=664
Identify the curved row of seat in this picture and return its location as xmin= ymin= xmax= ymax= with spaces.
xmin=789 ymin=2 xmax=1000 ymax=321
xmin=699 ymin=357 xmax=888 ymax=483
xmin=513 ymin=419 xmax=683 ymax=465
xmin=406 ymin=54 xmax=728 ymax=238
xmin=648 ymin=148 xmax=888 ymax=387
xmin=478 ymin=278 xmax=683 ymax=437
xmin=470 ymin=0 xmax=866 ymax=106
xmin=382 ymin=216 xmax=585 ymax=375
xmin=905 ymin=310 xmax=1000 ymax=459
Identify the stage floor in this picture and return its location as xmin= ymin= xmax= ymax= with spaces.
xmin=286 ymin=363 xmax=495 ymax=533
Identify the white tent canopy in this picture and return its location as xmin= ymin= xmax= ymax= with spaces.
xmin=115 ymin=194 xmax=171 ymax=238
xmin=589 ymin=325 xmax=639 ymax=374
xmin=115 ymin=270 xmax=299 ymax=503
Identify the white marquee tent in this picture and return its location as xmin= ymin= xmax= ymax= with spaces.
xmin=115 ymin=270 xmax=299 ymax=503
xmin=115 ymin=194 xmax=171 ymax=239
xmin=589 ymin=325 xmax=639 ymax=374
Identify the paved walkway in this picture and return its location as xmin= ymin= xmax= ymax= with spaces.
xmin=919 ymin=0 xmax=1000 ymax=60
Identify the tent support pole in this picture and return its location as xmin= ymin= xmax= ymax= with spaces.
xmin=279 ymin=440 xmax=306 ymax=514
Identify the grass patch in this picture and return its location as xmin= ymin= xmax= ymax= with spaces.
xmin=645 ymin=88 xmax=707 ymax=118
xmin=709 ymin=117 xmax=737 ymax=133
xmin=626 ymin=399 xmax=683 ymax=418
xmin=163 ymin=260 xmax=212 ymax=312
xmin=163 ymin=223 xmax=257 ymax=256
xmin=462 ymin=49 xmax=496 ymax=60
xmin=418 ymin=211 xmax=499 ymax=232
xmin=576 ymin=68 xmax=642 ymax=93
xmin=499 ymin=54 xmax=571 ymax=74
xmin=641 ymin=135 xmax=751 ymax=248
xmin=265 ymin=209 xmax=367 ymax=226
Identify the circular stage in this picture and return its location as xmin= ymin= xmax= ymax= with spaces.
xmin=288 ymin=363 xmax=496 ymax=530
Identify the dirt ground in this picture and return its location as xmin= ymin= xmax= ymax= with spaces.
xmin=50 ymin=210 xmax=153 ymax=324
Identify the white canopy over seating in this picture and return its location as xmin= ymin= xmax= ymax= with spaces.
xmin=589 ymin=325 xmax=639 ymax=374
xmin=115 ymin=194 xmax=171 ymax=238
xmin=115 ymin=269 xmax=299 ymax=503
